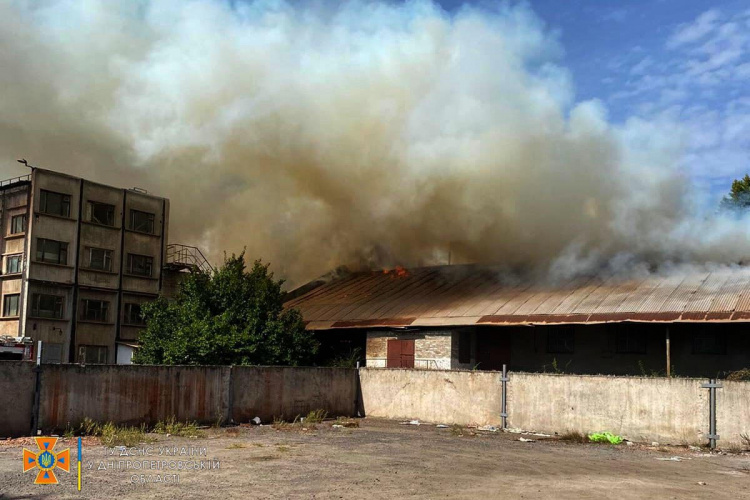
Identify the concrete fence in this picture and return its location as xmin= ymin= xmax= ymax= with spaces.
xmin=2 ymin=362 xmax=749 ymax=448
xmin=358 ymin=368 xmax=750 ymax=448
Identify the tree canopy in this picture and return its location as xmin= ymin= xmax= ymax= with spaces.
xmin=133 ymin=253 xmax=318 ymax=366
xmin=720 ymin=174 xmax=750 ymax=212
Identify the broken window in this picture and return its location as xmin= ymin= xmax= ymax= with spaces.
xmin=40 ymin=189 xmax=71 ymax=217
xmin=87 ymin=247 xmax=113 ymax=272
xmin=10 ymin=214 xmax=26 ymax=234
xmin=87 ymin=200 xmax=115 ymax=226
xmin=80 ymin=299 xmax=109 ymax=322
xmin=127 ymin=253 xmax=153 ymax=277
xmin=3 ymin=294 xmax=19 ymax=317
xmin=129 ymin=209 xmax=155 ymax=234
xmin=36 ymin=238 xmax=68 ymax=265
xmin=31 ymin=293 xmax=64 ymax=319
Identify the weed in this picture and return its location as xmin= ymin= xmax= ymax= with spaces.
xmin=741 ymin=433 xmax=750 ymax=449
xmin=153 ymin=416 xmax=204 ymax=438
xmin=277 ymin=445 xmax=291 ymax=453
xmin=558 ymin=431 xmax=588 ymax=443
xmin=303 ymin=409 xmax=327 ymax=424
xmin=213 ymin=405 xmax=225 ymax=428
xmin=450 ymin=424 xmax=475 ymax=437
xmin=334 ymin=417 xmax=359 ymax=428
xmin=726 ymin=369 xmax=750 ymax=381
xmin=226 ymin=443 xmax=246 ymax=449
xmin=327 ymin=348 xmax=363 ymax=368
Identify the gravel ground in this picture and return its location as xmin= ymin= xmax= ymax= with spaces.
xmin=1 ymin=418 xmax=749 ymax=499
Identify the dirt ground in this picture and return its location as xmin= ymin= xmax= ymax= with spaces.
xmin=1 ymin=418 xmax=749 ymax=500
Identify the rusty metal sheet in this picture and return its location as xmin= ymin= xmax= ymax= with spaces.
xmin=683 ymin=272 xmax=731 ymax=312
xmin=634 ymin=273 xmax=687 ymax=313
xmin=330 ymin=318 xmax=416 ymax=328
xmin=659 ymin=272 xmax=710 ymax=313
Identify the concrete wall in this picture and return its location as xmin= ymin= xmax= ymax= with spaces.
xmin=716 ymin=380 xmax=750 ymax=447
xmin=359 ymin=367 xmax=504 ymax=425
xmin=232 ymin=366 xmax=357 ymax=422
xmin=0 ymin=361 xmax=35 ymax=436
xmin=508 ymin=373 xmax=707 ymax=445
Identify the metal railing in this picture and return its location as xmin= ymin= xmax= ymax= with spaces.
xmin=165 ymin=244 xmax=214 ymax=273
xmin=0 ymin=174 xmax=31 ymax=188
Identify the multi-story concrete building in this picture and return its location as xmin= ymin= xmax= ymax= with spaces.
xmin=0 ymin=167 xmax=169 ymax=364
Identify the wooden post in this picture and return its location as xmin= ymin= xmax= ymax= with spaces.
xmin=665 ymin=327 xmax=671 ymax=378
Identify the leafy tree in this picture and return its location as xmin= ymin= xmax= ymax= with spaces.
xmin=720 ymin=174 xmax=750 ymax=212
xmin=133 ymin=253 xmax=318 ymax=366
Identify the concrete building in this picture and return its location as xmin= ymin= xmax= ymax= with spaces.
xmin=287 ymin=264 xmax=750 ymax=378
xmin=0 ymin=168 xmax=170 ymax=364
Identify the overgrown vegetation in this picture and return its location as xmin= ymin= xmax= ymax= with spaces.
xmin=726 ymin=368 xmax=750 ymax=381
xmin=134 ymin=252 xmax=318 ymax=366
xmin=272 ymin=409 xmax=328 ymax=430
xmin=64 ymin=418 xmax=153 ymax=447
xmin=327 ymin=348 xmax=363 ymax=368
xmin=558 ymin=431 xmax=588 ymax=443
xmin=720 ymin=174 xmax=750 ymax=213
xmin=542 ymin=358 xmax=572 ymax=374
xmin=153 ymin=416 xmax=204 ymax=437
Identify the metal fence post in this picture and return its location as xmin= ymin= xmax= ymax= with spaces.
xmin=701 ymin=378 xmax=722 ymax=449
xmin=501 ymin=364 xmax=508 ymax=429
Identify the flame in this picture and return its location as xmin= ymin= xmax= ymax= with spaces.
xmin=383 ymin=266 xmax=409 ymax=278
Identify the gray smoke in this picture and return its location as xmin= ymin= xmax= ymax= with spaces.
xmin=1 ymin=0 xmax=747 ymax=286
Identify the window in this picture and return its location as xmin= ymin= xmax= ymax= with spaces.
xmin=87 ymin=247 xmax=113 ymax=272
xmin=3 ymin=294 xmax=19 ymax=317
xmin=6 ymin=254 xmax=22 ymax=274
xmin=547 ymin=327 xmax=575 ymax=354
xmin=458 ymin=331 xmax=472 ymax=364
xmin=87 ymin=201 xmax=115 ymax=226
xmin=693 ymin=331 xmax=727 ymax=355
xmin=39 ymin=189 xmax=71 ymax=217
xmin=10 ymin=214 xmax=26 ymax=234
xmin=36 ymin=238 xmax=68 ymax=265
xmin=130 ymin=209 xmax=154 ymax=234
xmin=127 ymin=253 xmax=153 ymax=277
xmin=78 ymin=345 xmax=108 ymax=364
xmin=31 ymin=293 xmax=64 ymax=319
xmin=41 ymin=343 xmax=63 ymax=364
xmin=124 ymin=303 xmax=145 ymax=325
xmin=616 ymin=327 xmax=647 ymax=354
xmin=80 ymin=299 xmax=109 ymax=322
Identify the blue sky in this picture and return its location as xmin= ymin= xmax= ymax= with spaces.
xmin=439 ymin=0 xmax=750 ymax=202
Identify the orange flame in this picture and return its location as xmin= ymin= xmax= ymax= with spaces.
xmin=383 ymin=266 xmax=409 ymax=278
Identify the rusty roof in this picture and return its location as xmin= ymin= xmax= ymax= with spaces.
xmin=284 ymin=265 xmax=750 ymax=330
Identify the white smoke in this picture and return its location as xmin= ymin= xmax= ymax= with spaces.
xmin=0 ymin=0 xmax=747 ymax=285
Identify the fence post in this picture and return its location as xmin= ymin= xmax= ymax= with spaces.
xmin=501 ymin=364 xmax=508 ymax=429
xmin=701 ymin=378 xmax=722 ymax=449
xmin=227 ymin=365 xmax=234 ymax=425
xmin=30 ymin=341 xmax=42 ymax=435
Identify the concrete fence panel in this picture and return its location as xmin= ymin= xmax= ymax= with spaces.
xmin=359 ymin=368 xmax=504 ymax=425
xmin=717 ymin=380 xmax=750 ymax=447
xmin=231 ymin=366 xmax=357 ymax=423
xmin=38 ymin=365 xmax=230 ymax=430
xmin=508 ymin=373 xmax=707 ymax=445
xmin=0 ymin=361 xmax=35 ymax=437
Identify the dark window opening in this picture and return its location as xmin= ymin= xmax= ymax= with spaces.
xmin=36 ymin=238 xmax=68 ymax=265
xmin=78 ymin=345 xmax=108 ymax=364
xmin=547 ymin=327 xmax=575 ymax=354
xmin=31 ymin=293 xmax=64 ymax=319
xmin=616 ymin=326 xmax=647 ymax=354
xmin=87 ymin=247 xmax=113 ymax=272
xmin=10 ymin=214 xmax=26 ymax=234
xmin=124 ymin=303 xmax=146 ymax=325
xmin=3 ymin=294 xmax=19 ymax=317
xmin=40 ymin=190 xmax=71 ymax=217
xmin=693 ymin=331 xmax=727 ymax=355
xmin=129 ymin=209 xmax=155 ymax=234
xmin=127 ymin=254 xmax=153 ymax=277
xmin=87 ymin=201 xmax=115 ymax=226
xmin=80 ymin=299 xmax=109 ymax=322
xmin=458 ymin=331 xmax=472 ymax=364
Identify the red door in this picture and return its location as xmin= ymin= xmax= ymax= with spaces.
xmin=387 ymin=339 xmax=415 ymax=368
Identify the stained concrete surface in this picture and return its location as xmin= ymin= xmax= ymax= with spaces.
xmin=1 ymin=419 xmax=749 ymax=499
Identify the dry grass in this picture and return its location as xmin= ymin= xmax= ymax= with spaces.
xmin=558 ymin=431 xmax=589 ymax=444
xmin=153 ymin=416 xmax=204 ymax=438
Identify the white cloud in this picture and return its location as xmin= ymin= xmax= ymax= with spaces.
xmin=667 ymin=9 xmax=722 ymax=49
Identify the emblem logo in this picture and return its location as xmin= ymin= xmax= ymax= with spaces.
xmin=23 ymin=437 xmax=70 ymax=484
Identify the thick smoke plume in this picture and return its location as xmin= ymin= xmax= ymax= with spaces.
xmin=1 ymin=0 xmax=748 ymax=285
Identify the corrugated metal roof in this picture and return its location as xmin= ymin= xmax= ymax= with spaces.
xmin=285 ymin=264 xmax=750 ymax=329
